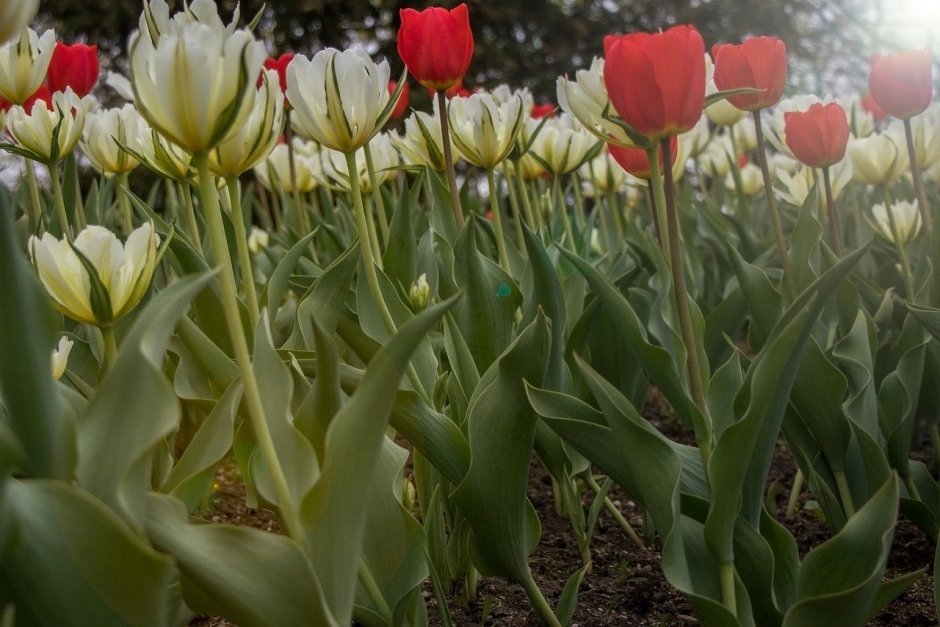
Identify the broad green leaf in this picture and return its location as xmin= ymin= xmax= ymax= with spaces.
xmin=77 ymin=273 xmax=215 ymax=530
xmin=146 ymin=492 xmax=336 ymax=627
xmin=905 ymin=302 xmax=940 ymax=342
xmin=782 ymin=474 xmax=899 ymax=627
xmin=0 ymin=480 xmax=177 ymax=626
xmin=382 ymin=177 xmax=422 ymax=289
xmin=0 ymin=193 xmax=69 ymax=479
xmin=289 ymin=240 xmax=358 ymax=349
xmin=300 ymin=298 xmax=457 ymax=625
xmin=263 ymin=229 xmax=317 ymax=335
xmin=452 ymin=313 xmax=550 ymax=582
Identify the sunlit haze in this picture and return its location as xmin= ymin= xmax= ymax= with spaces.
xmin=869 ymin=0 xmax=940 ymax=50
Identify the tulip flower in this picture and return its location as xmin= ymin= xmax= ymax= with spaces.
xmin=262 ymin=52 xmax=293 ymax=95
xmin=886 ymin=112 xmax=940 ymax=170
xmin=603 ymin=25 xmax=706 ymax=141
xmin=28 ymin=222 xmax=160 ymax=327
xmin=784 ymin=103 xmax=850 ymax=169
xmin=247 ymin=226 xmax=269 ymax=254
xmin=322 ymin=132 xmax=399 ymax=194
xmin=608 ymin=137 xmax=678 ymax=181
xmin=81 ymin=104 xmax=145 ymax=176
xmin=578 ymin=149 xmax=629 ymax=195
xmin=287 ymin=47 xmax=397 ymax=154
xmin=847 ymin=133 xmax=908 ymax=185
xmin=6 ymin=87 xmax=85 ymax=164
xmin=725 ymin=163 xmax=763 ymax=196
xmin=392 ymin=109 xmax=461 ymax=171
xmin=860 ymin=93 xmax=886 ymax=122
xmin=447 ymin=91 xmax=525 ymax=169
xmin=131 ymin=126 xmax=194 ymax=183
xmin=50 ymin=335 xmax=73 ymax=381
xmin=530 ymin=103 xmax=555 ymax=119
xmin=871 ymin=200 xmax=921 ymax=245
xmin=254 ymin=139 xmax=320 ymax=194
xmin=0 ymin=0 xmax=38 ymax=46
xmin=129 ymin=14 xmax=266 ymax=155
xmin=0 ymin=28 xmax=55 ymax=104
xmin=557 ymin=57 xmax=635 ymax=147
xmin=397 ymin=3 xmax=473 ymax=92
xmin=388 ymin=79 xmax=410 ymax=121
xmin=682 ymin=114 xmax=711 ymax=158
xmin=526 ymin=113 xmax=602 ymax=176
xmin=705 ymin=84 xmax=747 ymax=127
xmin=209 ymin=68 xmax=285 ymax=178
xmin=712 ymin=36 xmax=787 ymax=111
xmin=46 ymin=42 xmax=99 ymax=97
xmin=869 ymin=50 xmax=933 ymax=120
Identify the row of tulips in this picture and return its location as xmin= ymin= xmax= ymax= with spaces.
xmin=1 ymin=1 xmax=940 ymax=626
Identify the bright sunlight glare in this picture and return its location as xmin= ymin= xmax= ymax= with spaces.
xmin=870 ymin=0 xmax=940 ymax=50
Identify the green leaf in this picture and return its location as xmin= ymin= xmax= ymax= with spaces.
xmin=263 ymin=229 xmax=317 ymax=336
xmin=77 ymin=272 xmax=215 ymax=530
xmin=783 ymin=474 xmax=899 ymax=627
xmin=0 ymin=480 xmax=177 ymax=626
xmin=300 ymin=297 xmax=457 ymax=625
xmin=146 ymin=492 xmax=336 ymax=627
xmin=0 ymin=192 xmax=69 ymax=479
xmin=905 ymin=302 xmax=940 ymax=342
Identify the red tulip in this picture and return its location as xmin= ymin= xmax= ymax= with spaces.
xmin=603 ymin=25 xmax=705 ymax=141
xmin=530 ymin=103 xmax=556 ymax=119
xmin=46 ymin=42 xmax=99 ymax=97
xmin=860 ymin=93 xmax=886 ymax=122
xmin=388 ymin=80 xmax=410 ymax=120
xmin=712 ymin=36 xmax=787 ymax=111
xmin=784 ymin=103 xmax=850 ymax=168
xmin=868 ymin=49 xmax=933 ymax=119
xmin=398 ymin=4 xmax=474 ymax=92
xmin=608 ymin=137 xmax=678 ymax=180
xmin=263 ymin=53 xmax=294 ymax=94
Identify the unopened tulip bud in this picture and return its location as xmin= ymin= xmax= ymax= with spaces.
xmin=409 ymin=273 xmax=430 ymax=311
xmin=50 ymin=336 xmax=73 ymax=380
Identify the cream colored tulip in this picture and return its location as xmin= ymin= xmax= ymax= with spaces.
xmin=775 ymin=160 xmax=851 ymax=207
xmin=0 ymin=1 xmax=38 ymax=47
xmin=525 ymin=113 xmax=601 ymax=176
xmin=0 ymin=27 xmax=54 ymax=104
xmin=129 ymin=1 xmax=265 ymax=154
xmin=287 ymin=47 xmax=395 ymax=154
xmin=725 ymin=163 xmax=763 ymax=196
xmin=322 ymin=132 xmax=399 ymax=193
xmin=392 ymin=109 xmax=461 ymax=171
xmin=254 ymin=140 xmax=319 ymax=194
xmin=557 ymin=57 xmax=635 ymax=148
xmin=838 ymin=95 xmax=875 ymax=138
xmin=871 ymin=200 xmax=921 ymax=244
xmin=682 ymin=114 xmax=712 ymax=158
xmin=81 ymin=104 xmax=145 ymax=175
xmin=6 ymin=88 xmax=85 ymax=163
xmin=578 ymin=150 xmax=628 ymax=196
xmin=209 ymin=69 xmax=285 ymax=177
xmin=847 ymin=133 xmax=908 ymax=185
xmin=247 ymin=226 xmax=269 ymax=254
xmin=51 ymin=336 xmax=73 ymax=380
xmin=705 ymin=80 xmax=747 ymax=127
xmin=447 ymin=92 xmax=525 ymax=169
xmin=886 ymin=109 xmax=940 ymax=170
xmin=29 ymin=223 xmax=160 ymax=326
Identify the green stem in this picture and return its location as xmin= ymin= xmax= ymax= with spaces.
xmin=880 ymin=185 xmax=917 ymax=300
xmin=554 ymin=175 xmax=577 ymax=251
xmin=903 ymin=117 xmax=932 ymax=233
xmin=833 ymin=468 xmax=856 ymax=518
xmin=100 ymin=325 xmax=118 ymax=375
xmin=584 ymin=474 xmax=647 ymax=551
xmin=821 ymin=166 xmax=845 ymax=257
xmin=505 ymin=166 xmax=528 ymax=250
xmin=193 ymin=152 xmax=304 ymax=544
xmin=357 ymin=560 xmax=393 ymax=624
xmin=345 ymin=150 xmax=430 ymax=401
xmin=486 ymin=167 xmax=511 ymax=272
xmin=719 ymin=562 xmax=738 ymax=615
xmin=571 ymin=171 xmax=586 ymax=232
xmin=23 ymin=159 xmax=42 ymax=233
xmin=47 ymin=163 xmax=72 ymax=240
xmin=753 ymin=112 xmax=797 ymax=300
xmin=284 ymin=111 xmax=310 ymax=235
xmin=362 ymin=142 xmax=390 ymax=247
xmin=645 ymin=147 xmax=670 ymax=260
xmin=225 ymin=176 xmax=260 ymax=328
xmin=660 ymin=137 xmax=710 ymax=465
xmin=437 ymin=90 xmax=464 ymax=230
xmin=516 ymin=163 xmax=539 ymax=229
xmin=520 ymin=576 xmax=563 ymax=627
xmin=116 ymin=172 xmax=134 ymax=235
xmin=903 ymin=473 xmax=922 ymax=502
xmin=179 ymin=182 xmax=204 ymax=255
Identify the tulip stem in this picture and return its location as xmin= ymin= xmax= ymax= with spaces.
xmin=880 ymin=186 xmax=917 ymax=300
xmin=101 ymin=325 xmax=118 ymax=375
xmin=785 ymin=468 xmax=804 ymax=517
xmin=821 ymin=166 xmax=845 ymax=257
xmin=192 ymin=153 xmax=305 ymax=545
xmin=727 ymin=125 xmax=750 ymax=224
xmin=284 ymin=112 xmax=310 ymax=236
xmin=487 ymin=168 xmax=511 ymax=272
xmin=116 ymin=173 xmax=134 ymax=236
xmin=358 ymin=560 xmax=393 ymax=623
xmin=645 ymin=147 xmax=670 ymax=260
xmin=23 ymin=159 xmax=42 ymax=233
xmin=225 ymin=176 xmax=261 ymax=328
xmin=753 ymin=112 xmax=797 ymax=300
xmin=363 ymin=142 xmax=390 ymax=247
xmin=553 ymin=175 xmax=577 ymax=252
xmin=515 ymin=162 xmax=540 ymax=229
xmin=47 ymin=163 xmax=72 ymax=241
xmin=437 ymin=90 xmax=464 ymax=230
xmin=719 ymin=562 xmax=737 ymax=615
xmin=344 ymin=150 xmax=430 ymax=401
xmin=833 ymin=468 xmax=856 ymax=518
xmin=660 ymin=137 xmax=710 ymax=464
xmin=520 ymin=576 xmax=563 ymax=627
xmin=179 ymin=182 xmax=204 ymax=255
xmin=902 ymin=118 xmax=932 ymax=232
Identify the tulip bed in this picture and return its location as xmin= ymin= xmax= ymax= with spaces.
xmin=3 ymin=1 xmax=940 ymax=626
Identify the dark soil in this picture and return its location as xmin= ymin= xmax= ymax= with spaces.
xmin=189 ymin=406 xmax=939 ymax=627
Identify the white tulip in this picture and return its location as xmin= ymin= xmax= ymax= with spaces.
xmin=392 ymin=109 xmax=461 ymax=171
xmin=557 ymin=57 xmax=636 ymax=148
xmin=681 ymin=114 xmax=712 ymax=158
xmin=287 ymin=47 xmax=395 ymax=154
xmin=525 ymin=113 xmax=601 ymax=175
xmin=254 ymin=140 xmax=320 ymax=194
xmin=0 ymin=27 xmax=54 ymax=104
xmin=322 ymin=132 xmax=399 ymax=193
xmin=447 ymin=92 xmax=526 ymax=169
xmin=838 ymin=95 xmax=875 ymax=138
xmin=705 ymin=80 xmax=747 ymax=127
xmin=50 ymin=336 xmax=73 ymax=381
xmin=6 ymin=88 xmax=85 ymax=163
xmin=725 ymin=163 xmax=763 ymax=196
xmin=81 ymin=104 xmax=145 ymax=175
xmin=871 ymin=200 xmax=921 ymax=244
xmin=578 ymin=149 xmax=628 ymax=196
xmin=847 ymin=133 xmax=908 ymax=185
xmin=0 ymin=0 xmax=38 ymax=47
xmin=129 ymin=1 xmax=265 ymax=155
xmin=775 ymin=159 xmax=851 ymax=207
xmin=886 ymin=109 xmax=940 ymax=170
xmin=247 ymin=226 xmax=269 ymax=254
xmin=209 ymin=69 xmax=285 ymax=177
xmin=29 ymin=223 xmax=160 ymax=326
